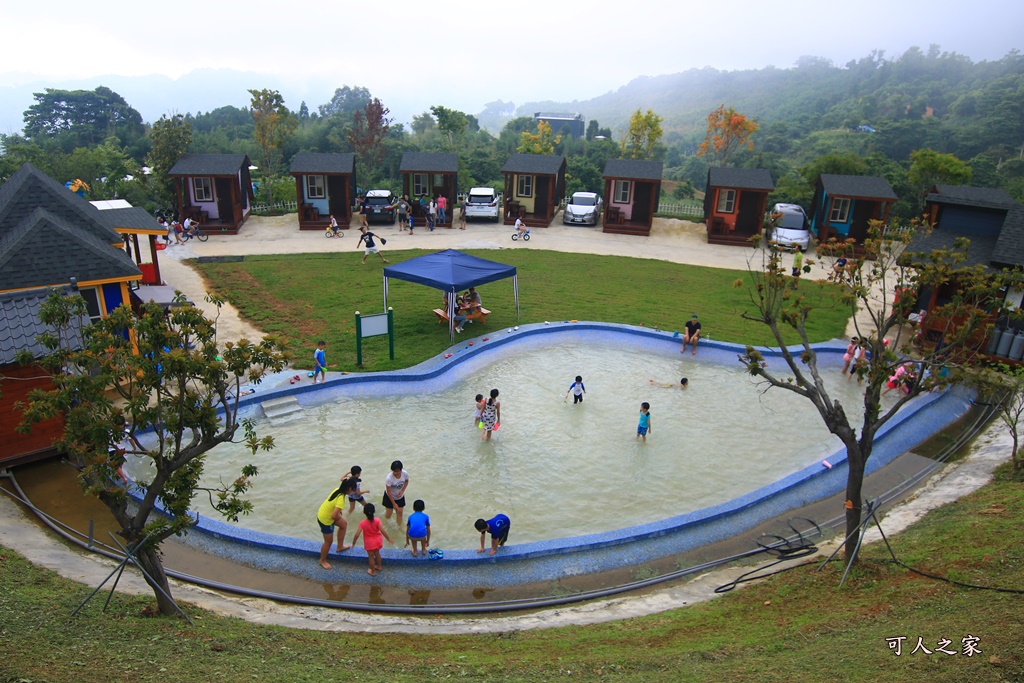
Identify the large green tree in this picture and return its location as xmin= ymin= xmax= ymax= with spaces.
xmin=620 ymin=109 xmax=664 ymax=161
xmin=249 ymin=89 xmax=298 ymax=204
xmin=146 ymin=114 xmax=194 ymax=207
xmin=23 ymin=86 xmax=145 ymax=153
xmin=318 ymin=86 xmax=372 ymax=119
xmin=740 ymin=223 xmax=1019 ymax=567
xmin=430 ymin=105 xmax=469 ymax=151
xmin=19 ymin=293 xmax=286 ymax=616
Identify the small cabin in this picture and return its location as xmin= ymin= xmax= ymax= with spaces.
xmin=809 ymin=174 xmax=896 ymax=246
xmin=501 ymin=154 xmax=566 ymax=227
xmin=909 ymin=185 xmax=1023 ymax=351
xmin=168 ymin=154 xmax=254 ymax=235
xmin=703 ymin=167 xmax=774 ymax=246
xmin=289 ymin=153 xmax=356 ymax=230
xmin=400 ymin=153 xmax=458 ymax=228
xmin=602 ymin=159 xmax=663 ymax=236
xmin=93 ymin=202 xmax=170 ymax=289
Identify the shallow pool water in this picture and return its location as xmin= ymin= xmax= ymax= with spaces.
xmin=128 ymin=339 xmax=877 ymax=550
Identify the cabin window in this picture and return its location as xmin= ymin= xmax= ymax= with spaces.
xmin=78 ymin=287 xmax=104 ymax=325
xmin=829 ymin=197 xmax=851 ymax=223
xmin=414 ymin=174 xmax=428 ymax=197
xmin=716 ymin=189 xmax=736 ymax=213
xmin=614 ymin=180 xmax=632 ymax=204
xmin=306 ymin=175 xmax=326 ymax=199
xmin=517 ymin=175 xmax=533 ymax=198
xmin=192 ymin=177 xmax=213 ymax=203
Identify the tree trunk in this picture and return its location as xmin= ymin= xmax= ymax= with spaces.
xmin=135 ymin=546 xmax=178 ymax=616
xmin=843 ymin=445 xmax=867 ymax=566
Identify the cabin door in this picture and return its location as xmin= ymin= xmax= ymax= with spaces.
xmin=534 ymin=176 xmax=550 ymax=219
xmin=215 ymin=178 xmax=234 ymax=224
xmin=735 ymin=190 xmax=761 ymax=234
xmin=633 ymin=182 xmax=653 ymax=224
xmin=327 ymin=175 xmax=347 ymax=218
xmin=849 ymin=200 xmax=875 ymax=242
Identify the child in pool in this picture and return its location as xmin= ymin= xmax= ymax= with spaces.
xmin=316 ymin=478 xmax=356 ymax=570
xmin=475 ymin=513 xmax=510 ymax=555
xmin=649 ymin=378 xmax=688 ymax=389
xmin=474 ymin=393 xmax=485 ymax=427
xmin=636 ymin=402 xmax=652 ymax=442
xmin=405 ymin=499 xmax=431 ymax=557
xmin=344 ymin=465 xmax=369 ymax=513
xmin=565 ymin=375 xmax=586 ymax=404
xmin=352 ymin=503 xmax=393 ymax=576
xmin=481 ymin=389 xmax=500 ymax=441
xmin=842 ymin=337 xmax=858 ymax=375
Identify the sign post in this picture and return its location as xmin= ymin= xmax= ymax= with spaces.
xmin=355 ymin=307 xmax=394 ymax=366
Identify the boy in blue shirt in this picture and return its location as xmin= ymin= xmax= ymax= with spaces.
xmin=475 ymin=513 xmax=510 ymax=555
xmin=565 ymin=375 xmax=586 ymax=404
xmin=313 ymin=341 xmax=326 ymax=384
xmin=637 ymin=402 xmax=651 ymax=442
xmin=405 ymin=499 xmax=431 ymax=557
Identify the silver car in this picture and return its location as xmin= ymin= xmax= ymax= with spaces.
xmin=768 ymin=203 xmax=810 ymax=252
xmin=563 ymin=192 xmax=603 ymax=226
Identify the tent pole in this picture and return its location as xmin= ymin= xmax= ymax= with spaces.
xmin=448 ymin=288 xmax=456 ymax=344
xmin=383 ymin=275 xmax=389 ymax=311
xmin=514 ymin=274 xmax=520 ymax=321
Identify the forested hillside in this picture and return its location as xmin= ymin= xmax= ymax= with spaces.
xmin=1 ymin=46 xmax=1021 ymax=220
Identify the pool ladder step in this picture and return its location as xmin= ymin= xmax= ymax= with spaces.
xmin=260 ymin=396 xmax=302 ymax=423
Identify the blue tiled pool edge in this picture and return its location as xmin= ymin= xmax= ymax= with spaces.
xmin=159 ymin=323 xmax=973 ymax=590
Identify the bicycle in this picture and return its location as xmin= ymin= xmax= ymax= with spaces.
xmin=511 ymin=227 xmax=530 ymax=241
xmin=182 ymin=223 xmax=208 ymax=243
xmin=325 ymin=226 xmax=344 ymax=238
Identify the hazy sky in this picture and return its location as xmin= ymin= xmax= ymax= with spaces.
xmin=2 ymin=0 xmax=1022 ymax=125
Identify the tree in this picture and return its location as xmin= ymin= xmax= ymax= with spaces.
xmin=249 ymin=89 xmax=298 ymax=204
xmin=146 ymin=114 xmax=193 ymax=206
xmin=23 ymin=86 xmax=145 ymax=151
xmin=430 ymin=105 xmax=469 ymax=151
xmin=317 ymin=86 xmax=372 ymax=118
xmin=411 ymin=112 xmax=436 ymax=136
xmin=518 ymin=120 xmax=561 ymax=155
xmin=19 ymin=292 xmax=287 ymax=615
xmin=620 ymin=109 xmax=664 ymax=160
xmin=698 ymin=105 xmax=759 ymax=167
xmin=347 ymin=98 xmax=394 ymax=174
xmin=907 ymin=148 xmax=973 ymax=190
xmin=565 ymin=156 xmax=602 ymax=195
xmin=739 ymin=221 xmax=1018 ymax=567
xmin=586 ymin=119 xmax=599 ymax=142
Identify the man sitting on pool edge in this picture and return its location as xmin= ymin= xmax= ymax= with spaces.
xmin=682 ymin=314 xmax=702 ymax=355
xmin=475 ymin=513 xmax=510 ymax=555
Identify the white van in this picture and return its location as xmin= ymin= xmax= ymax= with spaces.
xmin=769 ymin=203 xmax=811 ymax=252
xmin=464 ymin=187 xmax=500 ymax=222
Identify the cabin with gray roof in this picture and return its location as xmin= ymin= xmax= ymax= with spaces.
xmin=602 ymin=159 xmax=663 ymax=236
xmin=501 ymin=154 xmax=566 ymax=227
xmin=289 ymin=153 xmax=356 ymax=230
xmin=703 ymin=167 xmax=774 ymax=246
xmin=809 ymin=174 xmax=897 ymax=247
xmin=168 ymin=154 xmax=254 ymax=235
xmin=400 ymin=153 xmax=459 ymax=228
xmin=908 ymin=185 xmax=1024 ymax=355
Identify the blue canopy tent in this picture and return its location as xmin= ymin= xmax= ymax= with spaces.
xmin=382 ymin=249 xmax=520 ymax=342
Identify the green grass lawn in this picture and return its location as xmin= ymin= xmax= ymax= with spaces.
xmin=2 ymin=463 xmax=1021 ymax=682
xmin=193 ymin=249 xmax=850 ymax=371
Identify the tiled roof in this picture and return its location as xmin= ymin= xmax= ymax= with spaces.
xmin=0 ymin=285 xmax=87 ymax=363
xmin=0 ymin=207 xmax=140 ymax=291
xmin=819 ymin=174 xmax=897 ymax=200
xmin=168 ymin=154 xmax=250 ymax=177
xmin=906 ymin=229 xmax=999 ymax=270
xmin=289 ymin=153 xmax=356 ymax=175
xmin=101 ymin=207 xmax=165 ymax=233
xmin=926 ymin=185 xmax=1016 ymax=210
xmin=500 ymin=154 xmax=566 ymax=175
xmin=399 ymin=153 xmax=459 ymax=173
xmin=993 ymin=204 xmax=1024 ymax=267
xmin=604 ymin=159 xmax=664 ymax=181
xmin=0 ymin=163 xmax=121 ymax=245
xmin=707 ymin=167 xmax=774 ymax=191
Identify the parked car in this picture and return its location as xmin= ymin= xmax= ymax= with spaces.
xmin=464 ymin=187 xmax=500 ymax=222
xmin=365 ymin=189 xmax=396 ymax=224
xmin=563 ymin=192 xmax=603 ymax=226
xmin=768 ymin=202 xmax=810 ymax=251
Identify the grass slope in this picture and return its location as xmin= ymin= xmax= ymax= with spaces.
xmin=1 ymin=465 xmax=1021 ymax=682
xmin=193 ymin=249 xmax=849 ymax=371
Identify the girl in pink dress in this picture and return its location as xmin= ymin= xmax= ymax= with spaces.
xmin=352 ymin=504 xmax=393 ymax=576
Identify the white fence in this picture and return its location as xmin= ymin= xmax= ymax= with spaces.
xmin=251 ymin=200 xmax=299 ymax=213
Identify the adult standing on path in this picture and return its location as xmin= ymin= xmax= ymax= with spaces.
xmin=358 ymin=196 xmax=369 ymax=228
xmin=438 ymin=194 xmax=447 ymax=225
xmin=357 ymin=226 xmax=388 ymax=264
xmin=458 ymin=199 xmax=467 ymax=229
xmin=681 ymin=314 xmax=701 ymax=355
